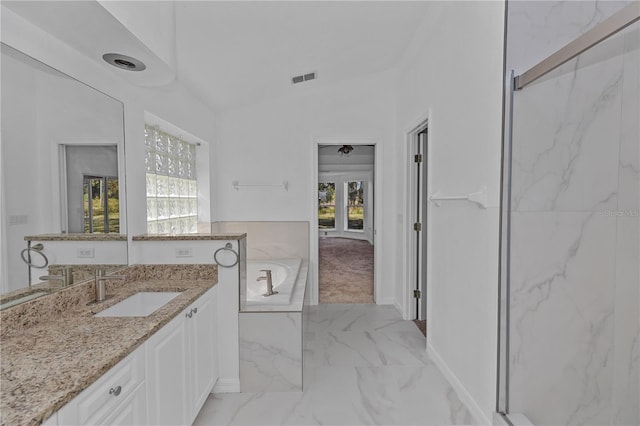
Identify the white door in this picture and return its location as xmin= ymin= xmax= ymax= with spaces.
xmin=413 ymin=128 xmax=428 ymax=321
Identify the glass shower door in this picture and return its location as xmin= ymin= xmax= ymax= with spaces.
xmin=506 ymin=19 xmax=639 ymax=426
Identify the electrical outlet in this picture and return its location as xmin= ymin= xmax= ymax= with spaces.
xmin=8 ymin=215 xmax=28 ymax=225
xmin=77 ymin=248 xmax=95 ymax=258
xmin=175 ymin=248 xmax=193 ymax=258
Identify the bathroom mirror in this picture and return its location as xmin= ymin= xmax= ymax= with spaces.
xmin=0 ymin=43 xmax=127 ymax=304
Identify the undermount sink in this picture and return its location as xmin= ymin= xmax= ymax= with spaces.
xmin=94 ymin=292 xmax=182 ymax=317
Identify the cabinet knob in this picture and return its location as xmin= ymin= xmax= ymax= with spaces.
xmin=192 ymin=307 xmax=198 ymax=315
xmin=109 ymin=386 xmax=122 ymax=396
xmin=186 ymin=311 xmax=193 ymax=318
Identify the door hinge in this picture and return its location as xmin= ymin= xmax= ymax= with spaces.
xmin=413 ymin=222 xmax=422 ymax=231
xmin=414 ymin=154 xmax=423 ymax=163
xmin=413 ymin=289 xmax=421 ymax=299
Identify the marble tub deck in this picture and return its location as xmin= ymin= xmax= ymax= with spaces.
xmin=195 ymin=304 xmax=474 ymax=425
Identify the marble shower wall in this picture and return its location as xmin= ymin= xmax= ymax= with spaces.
xmin=506 ymin=1 xmax=639 ymax=424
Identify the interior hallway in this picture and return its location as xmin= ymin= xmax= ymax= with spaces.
xmin=194 ymin=304 xmax=473 ymax=425
xmin=319 ymin=238 xmax=374 ymax=304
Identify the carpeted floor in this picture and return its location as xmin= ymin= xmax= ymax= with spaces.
xmin=319 ymin=237 xmax=374 ymax=304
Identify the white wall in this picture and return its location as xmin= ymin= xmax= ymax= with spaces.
xmin=215 ymin=69 xmax=397 ymax=305
xmin=394 ymin=2 xmax=505 ymax=423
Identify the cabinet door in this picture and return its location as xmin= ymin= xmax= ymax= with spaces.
xmin=189 ymin=287 xmax=217 ymax=420
xmin=145 ymin=312 xmax=189 ymax=426
xmin=211 ymin=287 xmax=218 ymax=383
xmin=99 ymin=383 xmax=146 ymax=426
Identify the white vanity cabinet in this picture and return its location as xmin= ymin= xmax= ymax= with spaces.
xmin=51 ymin=286 xmax=217 ymax=426
xmin=145 ymin=286 xmax=218 ymax=425
xmin=57 ymin=351 xmax=146 ymax=426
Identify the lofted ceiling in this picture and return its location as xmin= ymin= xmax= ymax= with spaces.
xmin=174 ymin=1 xmax=431 ymax=111
xmin=3 ymin=1 xmax=432 ymax=113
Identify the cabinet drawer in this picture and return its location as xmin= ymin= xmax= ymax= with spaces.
xmin=58 ymin=350 xmax=144 ymax=425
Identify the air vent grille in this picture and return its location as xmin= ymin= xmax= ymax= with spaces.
xmin=291 ymin=72 xmax=316 ymax=84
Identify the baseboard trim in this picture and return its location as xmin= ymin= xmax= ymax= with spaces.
xmin=427 ymin=342 xmax=491 ymax=426
xmin=378 ymin=296 xmax=395 ymax=305
xmin=503 ymin=413 xmax=534 ymax=425
xmin=393 ymin=299 xmax=404 ymax=316
xmin=213 ymin=377 xmax=240 ymax=393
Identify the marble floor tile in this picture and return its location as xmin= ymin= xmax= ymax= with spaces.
xmin=194 ymin=304 xmax=475 ymax=426
xmin=305 ymin=330 xmax=431 ymax=367
xmin=306 ymin=304 xmax=409 ymax=333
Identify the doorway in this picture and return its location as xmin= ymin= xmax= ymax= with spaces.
xmin=407 ymin=122 xmax=429 ymax=332
xmin=317 ymin=144 xmax=375 ymax=304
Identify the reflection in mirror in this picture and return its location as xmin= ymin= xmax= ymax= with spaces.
xmin=0 ymin=43 xmax=127 ymax=303
xmin=62 ymin=145 xmax=119 ymax=233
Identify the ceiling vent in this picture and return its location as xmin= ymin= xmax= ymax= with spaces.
xmin=291 ymin=72 xmax=316 ymax=85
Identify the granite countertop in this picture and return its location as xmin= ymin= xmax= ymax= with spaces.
xmin=24 ymin=234 xmax=127 ymax=241
xmin=132 ymin=233 xmax=246 ymax=241
xmin=1 ymin=276 xmax=216 ymax=426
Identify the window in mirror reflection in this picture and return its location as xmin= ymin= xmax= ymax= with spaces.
xmin=145 ymin=124 xmax=198 ymax=234
xmin=83 ymin=176 xmax=119 ymax=233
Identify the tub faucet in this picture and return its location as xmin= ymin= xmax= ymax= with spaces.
xmin=257 ymin=269 xmax=278 ymax=297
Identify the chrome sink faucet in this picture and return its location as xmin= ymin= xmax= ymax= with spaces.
xmin=91 ymin=268 xmax=127 ymax=304
xmin=39 ymin=266 xmax=73 ymax=287
xmin=257 ymin=269 xmax=278 ymax=297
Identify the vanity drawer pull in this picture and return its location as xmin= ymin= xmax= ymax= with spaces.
xmin=192 ymin=307 xmax=198 ymax=315
xmin=109 ymin=386 xmax=122 ymax=396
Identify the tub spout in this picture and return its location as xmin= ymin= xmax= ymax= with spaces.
xmin=257 ymin=269 xmax=278 ymax=297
